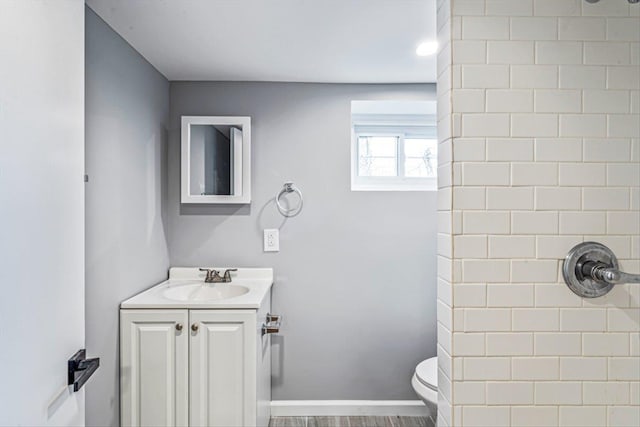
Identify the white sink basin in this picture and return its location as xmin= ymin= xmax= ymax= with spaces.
xmin=163 ymin=283 xmax=250 ymax=302
xmin=121 ymin=268 xmax=273 ymax=309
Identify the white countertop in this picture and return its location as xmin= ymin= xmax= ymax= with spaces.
xmin=120 ymin=267 xmax=273 ymax=309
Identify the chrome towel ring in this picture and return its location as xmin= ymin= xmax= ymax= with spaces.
xmin=275 ymin=182 xmax=303 ymax=217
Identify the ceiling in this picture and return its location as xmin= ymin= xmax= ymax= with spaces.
xmin=86 ymin=0 xmax=437 ymax=83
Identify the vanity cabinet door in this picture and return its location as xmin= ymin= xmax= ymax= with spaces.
xmin=120 ymin=310 xmax=189 ymax=427
xmin=189 ymin=310 xmax=257 ymax=427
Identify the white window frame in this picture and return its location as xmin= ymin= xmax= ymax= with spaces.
xmin=351 ymin=114 xmax=437 ymax=191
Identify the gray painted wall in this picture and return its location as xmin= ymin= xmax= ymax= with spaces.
xmin=85 ymin=8 xmax=170 ymax=426
xmin=169 ymin=82 xmax=438 ymax=400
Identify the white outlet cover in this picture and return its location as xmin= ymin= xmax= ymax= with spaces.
xmin=264 ymin=229 xmax=279 ymax=252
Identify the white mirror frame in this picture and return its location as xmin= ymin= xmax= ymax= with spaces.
xmin=181 ymin=116 xmax=251 ymax=204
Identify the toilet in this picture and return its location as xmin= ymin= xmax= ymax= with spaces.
xmin=411 ymin=357 xmax=438 ymax=420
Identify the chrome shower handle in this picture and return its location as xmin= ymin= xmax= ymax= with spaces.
xmin=564 ymin=242 xmax=640 ymax=298
xmin=581 ymin=261 xmax=640 ymax=285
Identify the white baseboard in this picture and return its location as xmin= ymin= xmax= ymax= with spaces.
xmin=270 ymin=400 xmax=428 ymax=417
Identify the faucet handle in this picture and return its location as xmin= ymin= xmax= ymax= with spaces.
xmin=222 ymin=268 xmax=237 ymax=282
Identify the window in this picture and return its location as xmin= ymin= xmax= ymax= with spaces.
xmin=351 ymin=102 xmax=437 ymax=191
xmin=357 ymin=134 xmax=437 ymax=179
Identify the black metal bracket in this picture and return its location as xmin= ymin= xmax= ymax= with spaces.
xmin=68 ymin=349 xmax=100 ymax=392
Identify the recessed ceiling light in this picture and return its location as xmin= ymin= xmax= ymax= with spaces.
xmin=416 ymin=41 xmax=438 ymax=57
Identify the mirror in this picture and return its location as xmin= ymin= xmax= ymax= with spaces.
xmin=181 ymin=116 xmax=251 ymax=204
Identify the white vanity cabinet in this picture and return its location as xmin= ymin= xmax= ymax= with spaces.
xmin=120 ymin=310 xmax=190 ymax=426
xmin=119 ymin=268 xmax=274 ymax=427
xmin=189 ymin=310 xmax=258 ymax=427
xmin=121 ymin=305 xmax=271 ymax=427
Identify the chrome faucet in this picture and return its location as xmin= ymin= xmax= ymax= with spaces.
xmin=199 ymin=268 xmax=237 ymax=283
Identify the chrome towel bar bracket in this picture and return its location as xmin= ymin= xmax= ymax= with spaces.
xmin=563 ymin=242 xmax=640 ymax=298
xmin=262 ymin=313 xmax=282 ymax=335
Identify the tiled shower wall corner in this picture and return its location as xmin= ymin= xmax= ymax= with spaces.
xmin=436 ymin=0 xmax=455 ymax=425
xmin=436 ymin=1 xmax=640 ymax=426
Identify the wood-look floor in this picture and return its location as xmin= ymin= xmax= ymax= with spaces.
xmin=269 ymin=416 xmax=434 ymax=427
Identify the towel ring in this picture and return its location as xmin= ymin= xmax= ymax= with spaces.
xmin=275 ymin=182 xmax=303 ymax=217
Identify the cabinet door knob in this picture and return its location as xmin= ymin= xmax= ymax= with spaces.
xmin=191 ymin=323 xmax=199 ymax=332
xmin=175 ymin=323 xmax=183 ymax=331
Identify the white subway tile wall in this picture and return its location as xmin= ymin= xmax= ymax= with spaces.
xmin=437 ymin=1 xmax=640 ymax=426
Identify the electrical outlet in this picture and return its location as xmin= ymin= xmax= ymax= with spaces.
xmin=263 ymin=229 xmax=279 ymax=252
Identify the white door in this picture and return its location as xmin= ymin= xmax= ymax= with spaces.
xmin=0 ymin=1 xmax=86 ymax=425
xmin=120 ymin=310 xmax=189 ymax=427
xmin=190 ymin=310 xmax=256 ymax=427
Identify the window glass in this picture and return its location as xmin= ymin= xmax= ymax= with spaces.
xmin=358 ymin=157 xmax=397 ymax=176
xmin=358 ymin=136 xmax=397 ymax=176
xmin=404 ymin=138 xmax=437 ymax=178
xmin=358 ymin=136 xmax=397 ymax=157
